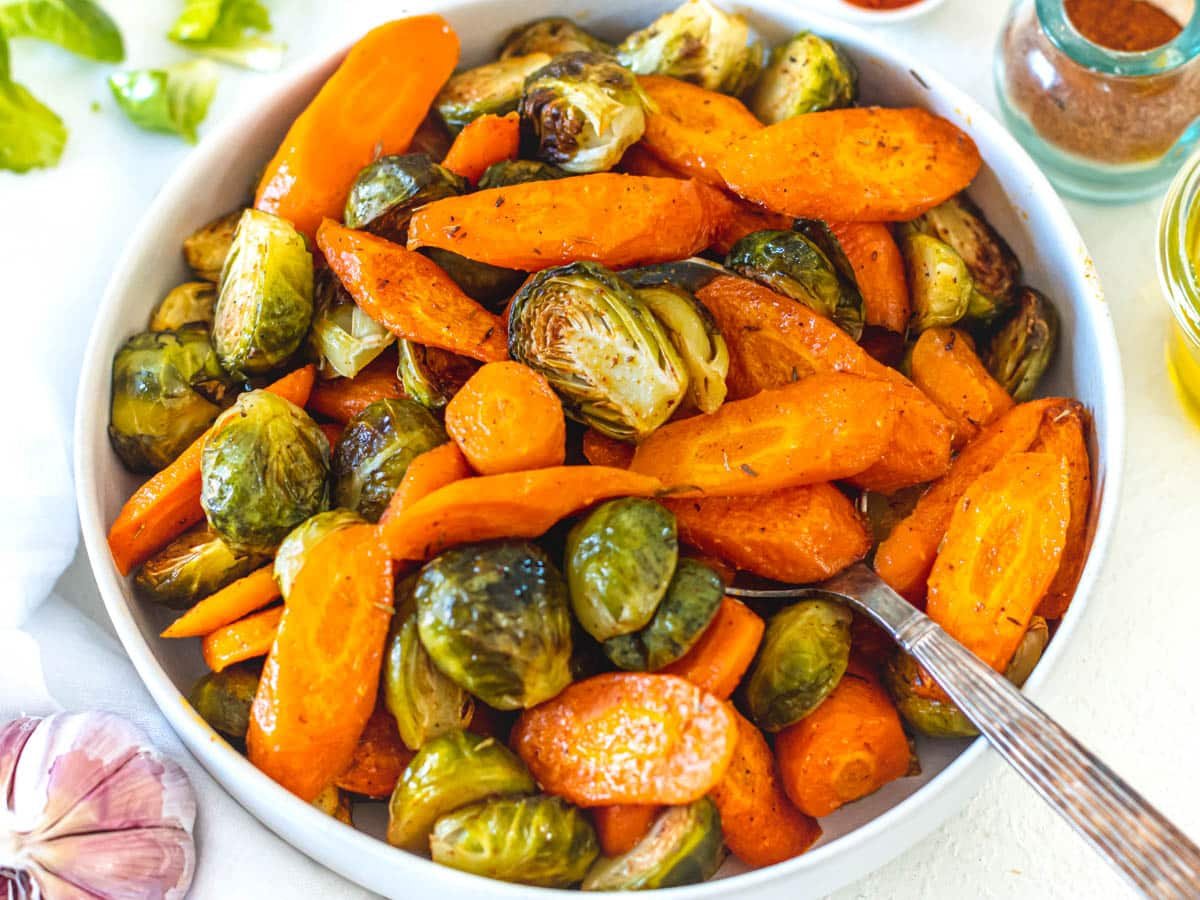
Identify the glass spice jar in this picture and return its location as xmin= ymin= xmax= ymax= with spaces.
xmin=995 ymin=0 xmax=1200 ymax=202
xmin=1158 ymin=148 xmax=1200 ymax=420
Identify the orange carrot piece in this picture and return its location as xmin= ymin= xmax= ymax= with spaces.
xmin=201 ymin=606 xmax=283 ymax=674
xmin=511 ymin=672 xmax=738 ymax=807
xmin=827 ymin=221 xmax=910 ymax=333
xmin=247 ymin=524 xmax=394 ymax=801
xmin=1032 ymin=402 xmax=1093 ymax=619
xmin=711 ymin=709 xmax=822 ymax=868
xmin=406 ymin=174 xmax=731 ymax=272
xmin=592 ymin=805 xmax=662 ymax=857
xmin=108 ymin=366 xmax=316 ymax=575
xmin=581 ymin=429 xmax=635 ymax=469
xmin=254 ymin=16 xmax=459 ymax=243
xmin=379 ymin=441 xmax=473 ymax=525
xmin=709 ymin=199 xmax=796 ymax=257
xmin=441 ymin=112 xmax=520 ymax=185
xmin=307 ymin=356 xmax=405 ymax=424
xmin=720 ymin=107 xmax=982 ymax=222
xmin=660 ymin=597 xmax=763 ymax=700
xmin=162 ymin=566 xmax=281 ymax=639
xmin=318 ymin=219 xmax=507 ymax=363
xmin=334 ymin=704 xmax=414 ymax=799
xmin=909 ymin=328 xmax=1014 ymax=450
xmin=618 ymin=143 xmax=686 ymax=178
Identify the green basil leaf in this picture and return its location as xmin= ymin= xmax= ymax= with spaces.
xmin=0 ymin=0 xmax=124 ymax=62
xmin=167 ymin=0 xmax=282 ymax=72
xmin=108 ymin=60 xmax=218 ymax=144
xmin=0 ymin=77 xmax=67 ymax=171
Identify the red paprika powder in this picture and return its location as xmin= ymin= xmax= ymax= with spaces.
xmin=1064 ymin=0 xmax=1183 ymax=51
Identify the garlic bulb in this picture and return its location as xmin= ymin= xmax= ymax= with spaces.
xmin=0 ymin=712 xmax=196 ymax=900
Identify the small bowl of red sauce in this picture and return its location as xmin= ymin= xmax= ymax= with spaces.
xmin=811 ymin=0 xmax=949 ymax=24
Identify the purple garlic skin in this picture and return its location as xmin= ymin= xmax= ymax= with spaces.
xmin=0 ymin=712 xmax=196 ymax=900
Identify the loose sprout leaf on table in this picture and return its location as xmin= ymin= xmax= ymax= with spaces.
xmin=0 ymin=0 xmax=124 ymax=62
xmin=0 ymin=72 xmax=67 ymax=172
xmin=108 ymin=60 xmax=219 ymax=144
xmin=168 ymin=0 xmax=283 ymax=72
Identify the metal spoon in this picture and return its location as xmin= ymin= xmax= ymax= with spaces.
xmin=729 ymin=564 xmax=1200 ymax=898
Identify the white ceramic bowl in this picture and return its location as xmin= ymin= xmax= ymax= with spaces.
xmin=807 ymin=0 xmax=949 ymax=25
xmin=75 ymin=1 xmax=1124 ymax=897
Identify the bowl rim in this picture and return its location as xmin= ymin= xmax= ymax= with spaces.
xmin=73 ymin=1 xmax=1125 ymax=896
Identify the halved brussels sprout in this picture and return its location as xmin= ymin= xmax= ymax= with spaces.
xmin=603 ymin=558 xmax=723 ymax=671
xmin=726 ymin=230 xmax=864 ymax=338
xmin=636 ymin=284 xmax=729 ymax=414
xmin=387 ymin=730 xmax=537 ymax=852
xmin=436 ymin=53 xmax=552 ymax=133
xmin=332 ymin=398 xmax=446 ymax=522
xmin=520 ymin=52 xmax=648 ymax=174
xmin=421 ymin=247 xmax=525 ymax=311
xmin=109 ymin=326 xmax=233 ymax=473
xmin=902 ymin=232 xmax=974 ymax=334
xmin=500 ymin=17 xmax=614 ymax=59
xmin=410 ymin=111 xmax=454 ymax=160
xmin=616 ymin=0 xmax=762 ymax=96
xmin=396 ymin=340 xmax=480 ymax=411
xmin=213 ymin=208 xmax=314 ymax=377
xmin=187 ymin=663 xmax=260 ymax=740
xmin=508 ymin=262 xmax=689 ymax=441
xmin=183 ymin=207 xmax=245 ymax=282
xmin=566 ymin=498 xmax=679 ymax=642
xmin=200 ymin=390 xmax=330 ymax=554
xmin=149 ymin=281 xmax=217 ymax=331
xmin=858 ymin=485 xmax=925 ymax=547
xmin=582 ymin=798 xmax=724 ymax=891
xmin=477 ymin=159 xmax=569 ymax=190
xmin=745 ymin=599 xmax=852 ymax=732
xmin=986 ymin=288 xmax=1059 ymax=401
xmin=273 ymin=508 xmax=365 ymax=599
xmin=344 ymin=153 xmax=467 ymax=241
xmin=750 ymin=31 xmax=857 ymax=124
xmin=309 ymin=270 xmax=394 ymax=379
xmin=431 ymin=795 xmax=598 ymax=887
xmin=313 ymin=783 xmax=353 ymax=825
xmin=384 ymin=614 xmax=474 ymax=752
xmin=136 ymin=524 xmax=263 ymax=609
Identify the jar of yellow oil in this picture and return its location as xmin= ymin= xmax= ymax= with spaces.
xmin=1159 ymin=149 xmax=1200 ymax=420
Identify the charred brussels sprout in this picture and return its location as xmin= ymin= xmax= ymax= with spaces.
xmin=109 ymin=326 xmax=233 ymax=472
xmin=500 ymin=17 xmax=613 ymax=59
xmin=617 ymin=0 xmax=762 ymax=96
xmin=986 ymin=288 xmax=1059 ymax=401
xmin=477 ymin=158 xmax=569 ymax=190
xmin=421 ymin=247 xmax=525 ymax=311
xmin=309 ymin=270 xmax=394 ymax=379
xmin=582 ymin=798 xmax=724 ymax=891
xmin=637 ymin=284 xmax=729 ymax=413
xmin=520 ymin=52 xmax=647 ymax=174
xmin=1005 ymin=616 xmax=1051 ymax=686
xmin=344 ymin=153 xmax=467 ymax=241
xmin=750 ymin=32 xmax=857 ymax=123
xmin=902 ymin=232 xmax=974 ymax=333
xmin=396 ymin=340 xmax=480 ymax=411
xmin=136 ymin=524 xmax=263 ymax=609
xmin=384 ymin=614 xmax=473 ymax=752
xmin=745 ymin=599 xmax=852 ymax=732
xmin=313 ymin=783 xmax=353 ymax=825
xmin=508 ymin=262 xmax=688 ymax=441
xmin=213 ymin=209 xmax=314 ymax=377
xmin=187 ymin=663 xmax=260 ymax=740
xmin=415 ymin=542 xmax=574 ymax=710
xmin=273 ymin=508 xmax=365 ymax=599
xmin=566 ymin=498 xmax=679 ymax=642
xmin=200 ymin=390 xmax=330 ymax=554
xmin=332 ymin=398 xmax=447 ymax=521
xmin=603 ymin=558 xmax=723 ymax=671
xmin=387 ymin=730 xmax=537 ymax=851
xmin=432 ymin=795 xmax=599 ymax=887
xmin=436 ymin=54 xmax=553 ymax=133
xmin=183 ymin=207 xmax=245 ymax=282
xmin=149 ymin=281 xmax=217 ymax=331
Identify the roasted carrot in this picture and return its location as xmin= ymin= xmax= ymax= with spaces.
xmin=379 ymin=441 xmax=473 ymax=525
xmin=334 ymin=703 xmax=414 ymax=799
xmin=162 ymin=566 xmax=282 ymax=639
xmin=254 ymin=16 xmax=459 ymax=242
xmin=827 ymin=221 xmax=910 ymax=333
xmin=663 ymin=484 xmax=870 ymax=584
xmin=107 ymin=366 xmax=316 ymax=575
xmin=444 ymin=361 xmax=566 ymax=475
xmin=308 ymin=356 xmax=405 ymax=424
xmin=318 ymin=219 xmax=508 ymax=363
xmin=592 ymin=805 xmax=661 ymax=857
xmin=406 ymin=174 xmax=731 ymax=272
xmin=581 ymin=429 xmax=635 ymax=469
xmin=201 ymin=605 xmax=283 ymax=673
xmin=511 ymin=672 xmax=738 ymax=806
xmin=909 ymin=327 xmax=1014 ymax=449
xmin=709 ymin=198 xmax=796 ymax=257
xmin=441 ymin=112 xmax=520 ymax=185
xmin=711 ymin=709 xmax=822 ymax=868
xmin=618 ymin=143 xmax=686 ymax=179
xmin=720 ymin=107 xmax=982 ymax=222
xmin=628 ymin=372 xmax=897 ymax=497
xmin=660 ymin=597 xmax=764 ymax=700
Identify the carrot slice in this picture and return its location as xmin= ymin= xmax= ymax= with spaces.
xmin=254 ymin=16 xmax=459 ymax=243
xmin=406 ymin=174 xmax=730 ymax=271
xmin=334 ymin=703 xmax=414 ymax=799
xmin=581 ymin=429 xmax=635 ymax=469
xmin=318 ymin=219 xmax=507 ymax=363
xmin=660 ymin=597 xmax=763 ymax=700
xmin=107 ymin=366 xmax=316 ymax=575
xmin=379 ymin=441 xmax=473 ymax=525
xmin=308 ymin=356 xmax=405 ymax=424
xmin=592 ymin=805 xmax=661 ymax=857
xmin=247 ymin=524 xmax=394 ymax=801
xmin=709 ymin=199 xmax=796 ymax=257
xmin=720 ymin=107 xmax=982 ymax=222
xmin=162 ymin=566 xmax=281 ymax=639
xmin=618 ymin=143 xmax=686 ymax=179
xmin=441 ymin=112 xmax=520 ymax=185
xmin=201 ymin=605 xmax=283 ymax=674
xmin=827 ymin=221 xmax=910 ymax=334
xmin=909 ymin=328 xmax=1014 ymax=450
xmin=511 ymin=672 xmax=738 ymax=806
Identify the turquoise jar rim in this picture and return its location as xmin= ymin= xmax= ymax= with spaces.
xmin=1037 ymin=0 xmax=1200 ymax=76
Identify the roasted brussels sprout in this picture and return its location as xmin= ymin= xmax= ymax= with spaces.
xmin=273 ymin=508 xmax=365 ymax=599
xmin=149 ymin=281 xmax=217 ymax=331
xmin=344 ymin=153 xmax=467 ymax=241
xmin=727 ymin=229 xmax=864 ymax=338
xmin=395 ymin=340 xmax=480 ymax=411
xmin=187 ymin=663 xmax=260 ymax=740
xmin=902 ymin=232 xmax=974 ymax=333
xmin=636 ymin=285 xmax=729 ymax=414
xmin=415 ymin=542 xmax=574 ymax=710
xmin=582 ymin=798 xmax=724 ymax=891
xmin=332 ymin=398 xmax=447 ymax=522
xmin=500 ymin=17 xmax=613 ymax=59
xmin=109 ymin=326 xmax=233 ymax=473
xmin=750 ymin=32 xmax=857 ymax=123
xmin=309 ymin=270 xmax=394 ymax=379
xmin=508 ymin=262 xmax=689 ymax=441
xmin=986 ymin=288 xmax=1059 ymax=401
xmin=604 ymin=558 xmax=724 ymax=671
xmin=477 ymin=159 xmax=569 ymax=190
xmin=213 ymin=209 xmax=314 ymax=377
xmin=136 ymin=524 xmax=263 ymax=609
xmin=616 ymin=0 xmax=762 ymax=96
xmin=421 ymin=247 xmax=525 ymax=311
xmin=183 ymin=207 xmax=245 ymax=282
xmin=519 ymin=52 xmax=647 ymax=174
xmin=745 ymin=599 xmax=852 ymax=732
xmin=312 ymin=783 xmax=353 ymax=825
xmin=387 ymin=730 xmax=537 ymax=851
xmin=200 ymin=390 xmax=330 ymax=554
xmin=384 ymin=614 xmax=473 ymax=752
xmin=566 ymin=498 xmax=679 ymax=642
xmin=436 ymin=54 xmax=552 ymax=133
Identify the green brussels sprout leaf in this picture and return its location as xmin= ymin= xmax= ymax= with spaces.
xmin=184 ymin=208 xmax=246 ymax=283
xmin=986 ymin=288 xmax=1059 ymax=401
xmin=396 ymin=340 xmax=480 ymax=411
xmin=108 ymin=60 xmax=219 ymax=144
xmin=384 ymin=614 xmax=473 ymax=752
xmin=0 ymin=0 xmax=124 ymax=62
xmin=583 ymin=798 xmax=724 ymax=891
xmin=435 ymin=53 xmax=551 ymax=133
xmin=750 ymin=31 xmax=856 ymax=123
xmin=136 ymin=524 xmax=263 ymax=610
xmin=344 ymin=153 xmax=467 ymax=241
xmin=168 ymin=0 xmax=283 ymax=71
xmin=476 ymin=159 xmax=569 ymax=190
xmin=273 ymin=508 xmax=365 ymax=599
xmin=0 ymin=65 xmax=66 ymax=173
xmin=310 ymin=271 xmax=394 ymax=378
xmin=421 ymin=247 xmax=525 ymax=311
xmin=149 ymin=282 xmax=218 ymax=332
xmin=499 ymin=17 xmax=613 ymax=60
xmin=636 ymin=284 xmax=729 ymax=413
xmin=188 ymin=663 xmax=261 ymax=740
xmin=901 ymin=231 xmax=974 ymax=334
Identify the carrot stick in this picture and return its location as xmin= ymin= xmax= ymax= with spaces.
xmin=1031 ymin=402 xmax=1092 ymax=619
xmin=334 ymin=703 xmax=414 ymax=799
xmin=827 ymin=221 xmax=910 ymax=333
xmin=254 ymin=16 xmax=459 ymax=243
xmin=592 ymin=805 xmax=661 ymax=857
xmin=201 ymin=605 xmax=283 ymax=674
xmin=107 ymin=366 xmax=316 ymax=575
xmin=581 ymin=429 xmax=635 ymax=469
xmin=441 ymin=112 xmax=520 ymax=185
xmin=318 ymin=219 xmax=508 ymax=363
xmin=909 ymin=327 xmax=1014 ymax=450
xmin=162 ymin=566 xmax=282 ymax=639
xmin=660 ymin=597 xmax=764 ymax=700
xmin=378 ymin=441 xmax=473 ymax=525
xmin=307 ymin=356 xmax=405 ymax=424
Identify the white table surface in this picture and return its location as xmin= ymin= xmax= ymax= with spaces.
xmin=3 ymin=0 xmax=1197 ymax=897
